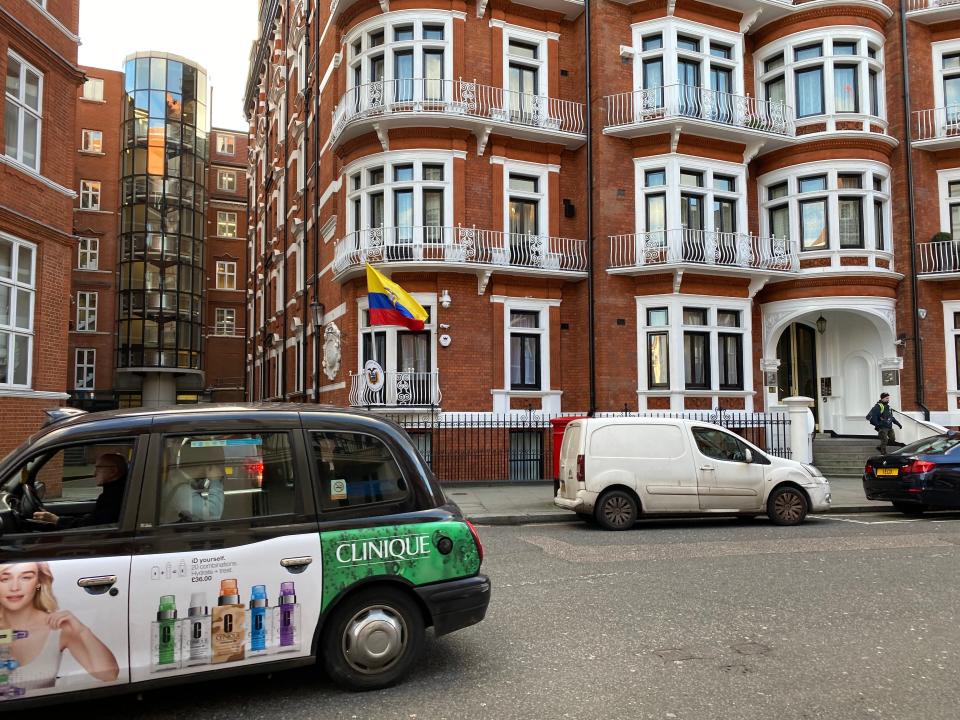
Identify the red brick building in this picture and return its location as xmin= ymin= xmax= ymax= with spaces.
xmin=0 ymin=0 xmax=82 ymax=453
xmin=243 ymin=0 xmax=959 ymax=434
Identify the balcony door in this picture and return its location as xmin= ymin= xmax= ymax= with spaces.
xmin=362 ymin=330 xmax=387 ymax=404
xmin=945 ymin=67 xmax=960 ymax=127
xmin=677 ymin=59 xmax=700 ymax=117
xmin=710 ymin=66 xmax=733 ymax=122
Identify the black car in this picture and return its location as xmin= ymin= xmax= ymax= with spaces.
xmin=863 ymin=432 xmax=960 ymax=514
xmin=0 ymin=404 xmax=489 ymax=706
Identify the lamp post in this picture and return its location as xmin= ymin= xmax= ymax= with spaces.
xmin=310 ymin=300 xmax=323 ymax=403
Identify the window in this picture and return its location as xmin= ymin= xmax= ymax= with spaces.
xmin=950 ymin=180 xmax=960 ymax=241
xmin=216 ymin=134 xmax=235 ymax=155
xmin=682 ymin=308 xmax=709 ymax=390
xmin=311 ymin=431 xmax=408 ymax=512
xmin=718 ymin=333 xmax=743 ymax=390
xmin=5 ymin=52 xmax=43 ymax=171
xmin=76 ymin=291 xmax=97 ymax=331
xmin=799 ymin=199 xmax=828 ymax=250
xmin=77 ymin=237 xmax=99 ymax=270
xmin=217 ymin=170 xmax=237 ymax=191
xmin=359 ymin=298 xmax=436 ymax=404
xmin=81 ymin=129 xmax=102 ymax=153
xmin=838 ymin=197 xmax=863 ymax=248
xmin=647 ymin=332 xmax=669 ymax=388
xmin=692 ymin=427 xmax=752 ymax=463
xmin=80 ymin=180 xmax=101 ymax=210
xmin=158 ymin=433 xmax=298 ymax=524
xmin=75 ymin=348 xmax=95 ymax=389
xmin=18 ymin=440 xmax=137 ymax=531
xmin=217 ymin=211 xmax=238 ymax=238
xmin=216 ymin=260 xmax=236 ymax=290
xmin=510 ymin=310 xmax=541 ymax=390
xmin=81 ymin=77 xmax=104 ymax=101
xmin=214 ymin=308 xmax=236 ymax=335
xmin=757 ymin=32 xmax=884 ymax=124
xmin=0 ymin=234 xmax=35 ymax=387
xmin=509 ymin=431 xmax=543 ymax=481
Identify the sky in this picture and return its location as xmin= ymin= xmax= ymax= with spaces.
xmin=77 ymin=0 xmax=259 ymax=131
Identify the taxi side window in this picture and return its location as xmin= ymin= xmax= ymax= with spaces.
xmin=310 ymin=431 xmax=408 ymax=511
xmin=27 ymin=440 xmax=136 ymax=532
xmin=158 ymin=433 xmax=297 ymax=525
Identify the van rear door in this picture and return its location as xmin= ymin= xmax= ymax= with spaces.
xmin=557 ymin=422 xmax=583 ymax=500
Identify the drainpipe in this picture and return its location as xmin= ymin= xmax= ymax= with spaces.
xmin=299 ymin=0 xmax=311 ymax=400
xmin=311 ymin=0 xmax=322 ymax=403
xmin=280 ymin=6 xmax=289 ymax=400
xmin=585 ymin=0 xmax=596 ymax=416
xmin=899 ymin=0 xmax=930 ymax=421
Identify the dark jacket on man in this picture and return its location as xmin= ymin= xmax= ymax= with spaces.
xmin=866 ymin=401 xmax=902 ymax=431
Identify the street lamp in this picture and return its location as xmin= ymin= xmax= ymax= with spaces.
xmin=310 ymin=300 xmax=323 ymax=404
xmin=816 ymin=315 xmax=827 ymax=335
xmin=310 ymin=300 xmax=323 ymax=330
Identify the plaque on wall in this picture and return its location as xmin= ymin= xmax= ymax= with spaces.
xmin=764 ymin=371 xmax=778 ymax=387
xmin=820 ymin=377 xmax=832 ymax=397
xmin=882 ymin=370 xmax=900 ymax=386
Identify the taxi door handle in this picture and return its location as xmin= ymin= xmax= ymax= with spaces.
xmin=280 ymin=556 xmax=313 ymax=570
xmin=699 ymin=466 xmax=714 ymax=471
xmin=77 ymin=575 xmax=117 ymax=595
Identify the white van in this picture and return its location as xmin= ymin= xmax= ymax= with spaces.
xmin=554 ymin=418 xmax=831 ymax=530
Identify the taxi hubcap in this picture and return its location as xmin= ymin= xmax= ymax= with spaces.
xmin=342 ymin=606 xmax=407 ymax=674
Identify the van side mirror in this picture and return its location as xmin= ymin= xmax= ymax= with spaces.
xmin=743 ymin=449 xmax=753 ymax=464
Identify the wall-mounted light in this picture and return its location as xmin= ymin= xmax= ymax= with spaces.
xmin=310 ymin=300 xmax=323 ymax=329
xmin=918 ymin=308 xmax=928 ymax=320
xmin=816 ymin=315 xmax=827 ymax=335
xmin=439 ymin=289 xmax=452 ymax=309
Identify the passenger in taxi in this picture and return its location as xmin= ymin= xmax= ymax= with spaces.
xmin=32 ymin=453 xmax=128 ymax=529
xmin=0 ymin=561 xmax=119 ymax=688
xmin=161 ymin=443 xmax=225 ymax=524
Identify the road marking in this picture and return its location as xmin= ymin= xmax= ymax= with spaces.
xmin=820 ymin=516 xmax=922 ymax=525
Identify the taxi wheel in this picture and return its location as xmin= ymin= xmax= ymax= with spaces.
xmin=767 ymin=486 xmax=808 ymax=526
xmin=595 ymin=489 xmax=638 ymax=531
xmin=321 ymin=587 xmax=425 ymax=691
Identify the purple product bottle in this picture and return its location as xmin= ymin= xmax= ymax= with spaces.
xmin=278 ymin=582 xmax=297 ymax=647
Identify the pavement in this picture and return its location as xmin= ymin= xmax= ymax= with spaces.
xmin=445 ymin=475 xmax=885 ymax=525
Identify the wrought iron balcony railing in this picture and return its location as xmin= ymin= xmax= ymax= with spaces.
xmin=906 ymin=0 xmax=960 ymax=11
xmin=331 ymin=78 xmax=585 ymax=141
xmin=333 ymin=225 xmax=588 ymax=277
xmin=604 ymin=84 xmax=794 ymax=137
xmin=916 ymin=240 xmax=960 ymax=275
xmin=609 ymin=229 xmax=799 ymax=273
xmin=348 ymin=370 xmax=441 ymax=408
xmin=913 ymin=106 xmax=960 ymax=143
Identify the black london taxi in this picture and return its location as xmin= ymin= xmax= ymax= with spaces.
xmin=0 ymin=404 xmax=490 ymax=706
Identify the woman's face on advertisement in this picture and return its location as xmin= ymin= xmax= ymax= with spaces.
xmin=0 ymin=563 xmax=39 ymax=612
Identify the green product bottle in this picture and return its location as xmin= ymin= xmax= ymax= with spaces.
xmin=157 ymin=595 xmax=178 ymax=665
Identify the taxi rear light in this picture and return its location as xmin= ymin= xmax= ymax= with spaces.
xmin=576 ymin=454 xmax=585 ymax=484
xmin=907 ymin=459 xmax=936 ymax=475
xmin=864 ymin=462 xmax=873 ymax=474
xmin=466 ymin=520 xmax=484 ymax=564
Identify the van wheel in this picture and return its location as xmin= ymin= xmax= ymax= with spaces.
xmin=767 ymin=486 xmax=808 ymax=526
xmin=892 ymin=502 xmax=927 ymax=515
xmin=321 ymin=587 xmax=425 ymax=691
xmin=595 ymin=490 xmax=638 ymax=531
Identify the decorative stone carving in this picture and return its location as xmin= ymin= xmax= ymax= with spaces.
xmin=322 ymin=322 xmax=342 ymax=381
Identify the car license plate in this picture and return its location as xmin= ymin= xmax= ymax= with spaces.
xmin=876 ymin=468 xmax=899 ymax=477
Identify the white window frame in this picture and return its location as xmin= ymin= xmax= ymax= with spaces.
xmin=499 ymin=22 xmax=552 ymax=100
xmin=636 ymin=294 xmax=753 ymax=400
xmin=498 ymin=157 xmax=555 ymax=239
xmin=932 ymin=39 xmax=960 ymax=111
xmin=498 ymin=297 xmax=554 ymax=393
xmin=217 ymin=210 xmax=238 ymax=238
xmin=758 ymin=159 xmax=890 ymax=256
xmin=74 ymin=348 xmax=95 ymax=390
xmin=76 ymin=291 xmax=97 ymax=332
xmin=77 ymin=237 xmax=99 ymax=270
xmin=356 ymin=293 xmax=438 ymax=374
xmin=633 ymin=154 xmax=747 ymax=238
xmin=214 ymin=308 xmax=236 ymax=335
xmin=81 ymin=77 xmax=104 ymax=101
xmin=939 ymin=168 xmax=960 ymax=239
xmin=943 ymin=301 xmax=960 ymax=411
xmin=5 ymin=51 xmax=43 ymax=172
xmin=754 ymin=27 xmax=885 ymax=126
xmin=631 ymin=18 xmax=744 ymax=96
xmin=81 ymin=129 xmax=102 ymax=153
xmin=216 ymin=260 xmax=237 ymax=290
xmin=79 ymin=180 xmax=101 ymax=210
xmin=217 ymin=170 xmax=237 ymax=192
xmin=217 ymin=134 xmax=236 ymax=155
xmin=0 ymin=232 xmax=36 ymax=389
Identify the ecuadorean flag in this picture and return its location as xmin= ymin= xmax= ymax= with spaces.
xmin=366 ymin=264 xmax=429 ymax=331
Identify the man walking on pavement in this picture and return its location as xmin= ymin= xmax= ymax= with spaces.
xmin=866 ymin=392 xmax=903 ymax=454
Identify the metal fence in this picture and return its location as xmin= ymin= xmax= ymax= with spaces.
xmin=387 ymin=409 xmax=791 ymax=484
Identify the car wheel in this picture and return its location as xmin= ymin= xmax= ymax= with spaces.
xmin=321 ymin=587 xmax=425 ymax=691
xmin=767 ymin=486 xmax=808 ymax=526
xmin=892 ymin=502 xmax=927 ymax=516
xmin=595 ymin=489 xmax=638 ymax=531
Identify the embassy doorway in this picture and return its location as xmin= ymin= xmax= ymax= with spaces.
xmin=776 ymin=322 xmax=819 ymax=427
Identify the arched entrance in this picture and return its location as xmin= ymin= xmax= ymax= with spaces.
xmin=762 ymin=298 xmax=901 ymax=436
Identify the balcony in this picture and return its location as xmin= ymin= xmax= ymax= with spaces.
xmin=348 ymin=371 xmax=441 ymax=409
xmin=330 ymin=79 xmax=586 ymax=150
xmin=603 ymin=85 xmax=795 ymax=146
xmin=608 ymin=229 xmax=799 ymax=277
xmin=905 ymin=0 xmax=960 ymax=22
xmin=916 ymin=240 xmax=960 ymax=279
xmin=912 ymin=107 xmax=960 ymax=150
xmin=333 ymin=225 xmax=587 ymax=283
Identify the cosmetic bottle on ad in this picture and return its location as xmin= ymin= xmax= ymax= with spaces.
xmin=151 ymin=595 xmax=180 ymax=671
xmin=212 ymin=578 xmax=246 ymax=664
xmin=276 ymin=581 xmax=300 ymax=652
xmin=248 ymin=585 xmax=269 ymax=655
xmin=185 ymin=592 xmax=211 ymax=666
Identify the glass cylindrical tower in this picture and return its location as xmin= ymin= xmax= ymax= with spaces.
xmin=117 ymin=52 xmax=208 ymax=404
